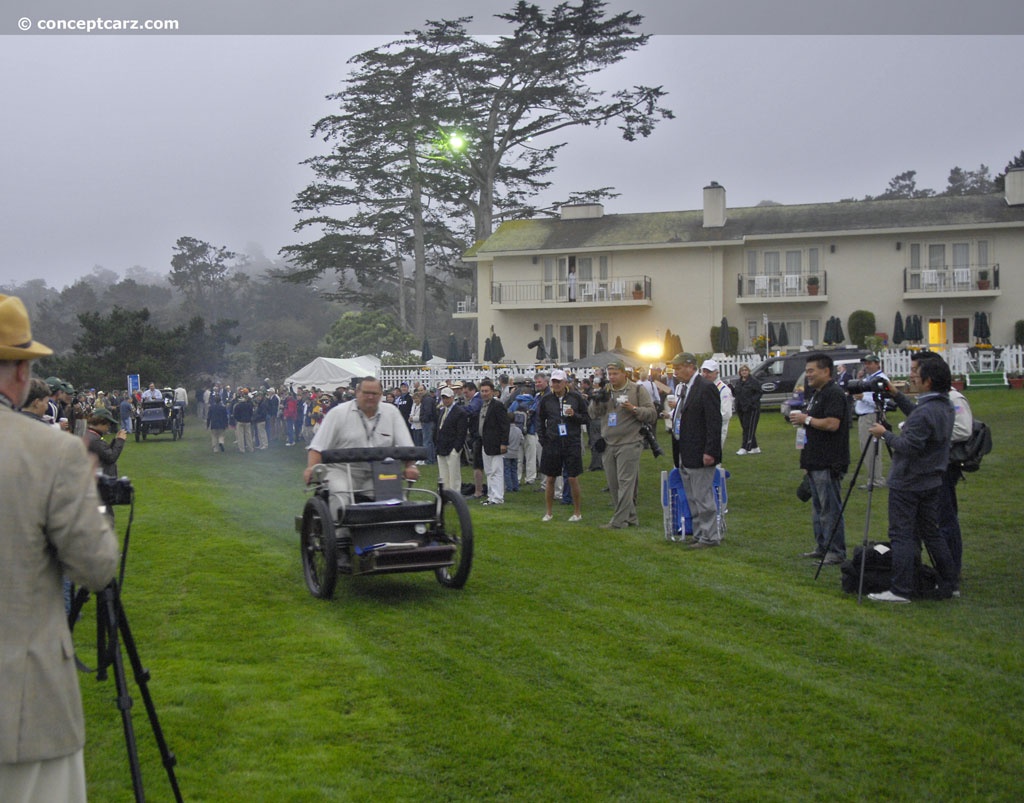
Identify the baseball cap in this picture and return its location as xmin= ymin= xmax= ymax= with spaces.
xmin=550 ymin=369 xmax=567 ymax=381
xmin=700 ymin=358 xmax=719 ymax=372
xmin=92 ymin=406 xmax=120 ymax=427
xmin=671 ymin=352 xmax=697 ymax=365
xmin=861 ymin=354 xmax=881 ymax=363
xmin=440 ymin=387 xmax=454 ymax=398
xmin=606 ymin=359 xmax=626 ymax=371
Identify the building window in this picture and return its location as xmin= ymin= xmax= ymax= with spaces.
xmin=559 ymin=325 xmax=575 ymax=362
xmin=785 ymin=251 xmax=802 ymax=275
xmin=541 ymin=253 xmax=611 ymax=302
xmin=580 ymin=324 xmax=592 ymax=359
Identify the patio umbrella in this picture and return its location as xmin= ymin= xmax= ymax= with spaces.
xmin=549 ymin=337 xmax=559 ymax=362
xmin=834 ymin=317 xmax=845 ymax=343
xmin=892 ymin=312 xmax=905 ymax=346
xmin=977 ymin=312 xmax=991 ymax=344
xmin=446 ymin=332 xmax=459 ymax=362
xmin=777 ymin=322 xmax=789 ymax=347
xmin=663 ymin=329 xmax=674 ymax=359
xmin=461 ymin=338 xmax=471 ymax=362
xmin=491 ymin=333 xmax=505 ymax=363
xmin=534 ymin=339 xmax=547 ymax=361
xmin=594 ymin=330 xmax=605 ymax=354
xmin=420 ymin=338 xmax=433 ymax=362
xmin=718 ymin=317 xmax=731 ymax=353
xmin=824 ymin=316 xmax=838 ymax=344
xmin=767 ymin=321 xmax=777 ymax=349
xmin=614 ymin=335 xmax=624 ymax=350
xmin=483 ymin=336 xmax=493 ymax=363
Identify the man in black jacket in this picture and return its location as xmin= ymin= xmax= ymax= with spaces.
xmin=866 ymin=354 xmax=958 ymax=603
xmin=477 ymin=378 xmax=510 ymax=505
xmin=670 ymin=353 xmax=723 ymax=548
xmin=435 ymin=387 xmax=468 ymax=493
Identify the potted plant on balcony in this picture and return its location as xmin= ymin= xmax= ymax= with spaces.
xmin=977 ymin=269 xmax=991 ymax=290
xmin=632 ymin=281 xmax=644 ymax=300
xmin=1008 ymin=372 xmax=1024 ymax=390
xmin=806 ymin=274 xmax=820 ymax=295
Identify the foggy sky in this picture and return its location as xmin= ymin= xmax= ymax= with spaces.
xmin=2 ymin=0 xmax=1023 ymax=288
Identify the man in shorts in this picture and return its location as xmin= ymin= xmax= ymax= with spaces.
xmin=537 ymin=369 xmax=589 ymax=522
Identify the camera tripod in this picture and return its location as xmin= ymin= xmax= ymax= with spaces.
xmin=813 ymin=397 xmax=891 ymax=603
xmin=68 ymin=505 xmax=183 ymax=802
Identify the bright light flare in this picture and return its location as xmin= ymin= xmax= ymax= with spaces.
xmin=637 ymin=341 xmax=663 ymax=360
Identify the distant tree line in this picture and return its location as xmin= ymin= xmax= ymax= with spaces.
xmin=852 ymin=149 xmax=1024 ymax=201
xmin=3 ymin=237 xmax=362 ymax=391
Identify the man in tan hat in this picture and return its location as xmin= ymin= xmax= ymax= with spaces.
xmin=0 ymin=295 xmax=119 ymax=801
xmin=588 ymin=359 xmax=657 ymax=529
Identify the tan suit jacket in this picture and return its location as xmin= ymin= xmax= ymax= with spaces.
xmin=0 ymin=404 xmax=119 ymax=764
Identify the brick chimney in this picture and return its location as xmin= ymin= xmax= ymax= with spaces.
xmin=703 ymin=182 xmax=726 ymax=228
xmin=1006 ymin=167 xmax=1024 ymax=207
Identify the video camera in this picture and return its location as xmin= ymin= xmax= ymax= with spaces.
xmin=589 ymin=376 xmax=611 ymax=403
xmin=845 ymin=376 xmax=891 ymax=397
xmin=97 ymin=474 xmax=134 ymax=507
xmin=639 ymin=423 xmax=664 ymax=458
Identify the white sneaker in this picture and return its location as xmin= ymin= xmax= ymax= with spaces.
xmin=735 ymin=448 xmax=747 ymax=455
xmin=568 ymin=514 xmax=582 ymax=522
xmin=541 ymin=514 xmax=553 ymax=522
xmin=867 ymin=590 xmax=911 ymax=604
xmin=748 ymin=448 xmax=761 ymax=454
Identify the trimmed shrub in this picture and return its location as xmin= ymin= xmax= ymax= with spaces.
xmin=709 ymin=326 xmax=739 ymax=353
xmin=848 ymin=310 xmax=876 ymax=348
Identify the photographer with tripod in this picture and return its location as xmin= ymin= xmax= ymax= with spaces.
xmin=789 ymin=353 xmax=851 ymax=565
xmin=0 ymin=294 xmax=119 ymax=802
xmin=866 ymin=354 xmax=959 ymax=603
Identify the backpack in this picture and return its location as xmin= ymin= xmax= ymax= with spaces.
xmin=512 ymin=409 xmax=528 ymax=433
xmin=949 ymin=419 xmax=992 ymax=473
xmin=840 ymin=541 xmax=941 ymax=598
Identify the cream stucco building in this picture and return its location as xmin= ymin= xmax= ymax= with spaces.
xmin=459 ymin=169 xmax=1024 ymax=364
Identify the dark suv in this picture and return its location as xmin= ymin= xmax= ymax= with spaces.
xmin=726 ymin=348 xmax=870 ymax=408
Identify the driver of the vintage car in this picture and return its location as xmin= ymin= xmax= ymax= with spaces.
xmin=304 ymin=376 xmax=419 ymax=498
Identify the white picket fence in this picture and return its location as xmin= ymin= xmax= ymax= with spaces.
xmin=375 ymin=345 xmax=1024 ymax=389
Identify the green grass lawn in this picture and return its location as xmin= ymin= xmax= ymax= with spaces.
xmin=77 ymin=392 xmax=1024 ymax=801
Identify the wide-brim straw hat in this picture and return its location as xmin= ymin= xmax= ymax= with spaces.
xmin=0 ymin=294 xmax=53 ymax=360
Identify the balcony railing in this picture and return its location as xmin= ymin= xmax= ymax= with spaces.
xmin=903 ymin=264 xmax=999 ymax=293
xmin=736 ymin=271 xmax=827 ymax=299
xmin=490 ymin=275 xmax=652 ymax=306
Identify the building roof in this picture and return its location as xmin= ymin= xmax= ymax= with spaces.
xmin=472 ymin=193 xmax=1024 ymax=256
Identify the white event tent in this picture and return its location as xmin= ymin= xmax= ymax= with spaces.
xmin=283 ymin=356 xmax=381 ymax=390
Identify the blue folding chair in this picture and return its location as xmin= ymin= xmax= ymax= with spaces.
xmin=662 ymin=467 xmax=730 ymax=542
